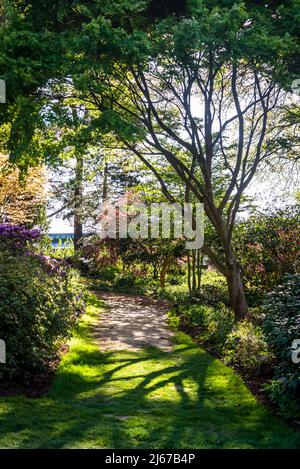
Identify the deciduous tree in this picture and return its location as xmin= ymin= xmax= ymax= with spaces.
xmin=0 ymin=153 xmax=46 ymax=226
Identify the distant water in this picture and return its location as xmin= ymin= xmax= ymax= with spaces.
xmin=49 ymin=233 xmax=74 ymax=248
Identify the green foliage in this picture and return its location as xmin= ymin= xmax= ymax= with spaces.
xmin=39 ymin=236 xmax=75 ymax=259
xmin=234 ymin=207 xmax=300 ymax=303
xmin=0 ymin=293 xmax=299 ymax=448
xmin=194 ymin=284 xmax=230 ymax=308
xmin=223 ymin=321 xmax=273 ymax=377
xmin=97 ymin=265 xmax=120 ymax=282
xmin=157 ymin=283 xmax=191 ymax=303
xmin=161 ymin=271 xmax=229 ymax=306
xmin=170 ymin=270 xmax=274 ymax=379
xmin=113 ymin=272 xmax=137 ymax=291
xmin=78 ymin=234 xmax=186 ymax=291
xmin=113 ymin=272 xmax=148 ymax=294
xmin=174 ymin=302 xmax=235 ymax=355
xmin=0 ymin=246 xmax=85 ymax=381
xmin=173 ymin=300 xmax=276 ymax=386
xmin=263 ymin=274 xmax=300 ymax=419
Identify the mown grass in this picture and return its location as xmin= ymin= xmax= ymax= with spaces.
xmin=0 ymin=293 xmax=299 ymax=449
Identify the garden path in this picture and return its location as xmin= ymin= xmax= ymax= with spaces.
xmin=93 ymin=292 xmax=174 ymax=352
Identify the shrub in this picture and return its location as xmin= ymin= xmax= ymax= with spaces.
xmin=98 ymin=265 xmax=120 ymax=282
xmin=192 ymin=284 xmax=230 ymax=307
xmin=78 ymin=236 xmax=120 ymax=277
xmin=168 ymin=275 xmax=180 ymax=285
xmin=199 ymin=305 xmax=235 ymax=354
xmin=176 ymin=303 xmax=235 ymax=354
xmin=159 ymin=284 xmax=190 ymax=302
xmin=0 ymin=224 xmax=40 ymax=247
xmin=234 ymin=207 xmax=300 ymax=302
xmin=0 ymin=228 xmax=85 ymax=382
xmin=160 ymin=271 xmax=229 ymax=306
xmin=113 ymin=272 xmax=147 ymax=293
xmin=263 ymin=274 xmax=300 ymax=419
xmin=223 ymin=321 xmax=273 ymax=377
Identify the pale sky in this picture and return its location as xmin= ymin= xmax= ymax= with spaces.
xmin=49 ymin=169 xmax=299 ymax=233
xmin=49 ymin=216 xmax=73 ymax=234
xmin=48 ymin=90 xmax=299 ymax=233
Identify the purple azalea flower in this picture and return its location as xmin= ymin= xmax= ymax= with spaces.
xmin=0 ymin=224 xmax=41 ymax=247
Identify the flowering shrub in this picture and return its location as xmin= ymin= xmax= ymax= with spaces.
xmin=29 ymin=253 xmax=69 ymax=277
xmin=0 ymin=224 xmax=40 ymax=247
xmin=0 ymin=225 xmax=85 ymax=382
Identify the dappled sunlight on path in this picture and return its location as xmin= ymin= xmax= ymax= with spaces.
xmin=93 ymin=292 xmax=174 ymax=351
xmin=0 ymin=294 xmax=299 ymax=449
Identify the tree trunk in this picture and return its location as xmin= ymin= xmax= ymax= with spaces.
xmin=160 ymin=259 xmax=169 ymax=288
xmin=153 ymin=262 xmax=158 ymax=280
xmin=204 ymin=208 xmax=249 ymax=320
xmin=226 ymin=253 xmax=248 ymax=320
xmin=187 ymin=253 xmax=192 ymax=294
xmin=74 ymin=153 xmax=83 ymax=252
xmin=192 ymin=249 xmax=197 ymax=292
xmin=197 ymin=250 xmax=204 ymax=291
xmin=102 ymin=162 xmax=108 ymax=202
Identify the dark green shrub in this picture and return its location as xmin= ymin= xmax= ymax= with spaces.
xmin=193 ymin=284 xmax=230 ymax=307
xmin=168 ymin=275 xmax=180 ymax=285
xmin=114 ymin=273 xmax=136 ymax=290
xmin=113 ymin=272 xmax=147 ymax=293
xmin=263 ymin=274 xmax=300 ymax=419
xmin=0 ymin=246 xmax=85 ymax=382
xmin=199 ymin=306 xmax=235 ymax=353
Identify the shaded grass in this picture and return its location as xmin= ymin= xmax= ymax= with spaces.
xmin=0 ymin=293 xmax=299 ymax=449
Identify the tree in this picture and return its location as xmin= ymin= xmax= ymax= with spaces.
xmin=119 ymin=238 xmax=185 ymax=288
xmin=67 ymin=2 xmax=299 ymax=319
xmin=41 ymin=103 xmax=95 ymax=252
xmin=1 ymin=0 xmax=300 ymax=319
xmin=0 ymin=153 xmax=47 ymax=226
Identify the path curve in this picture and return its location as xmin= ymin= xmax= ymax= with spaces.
xmin=93 ymin=292 xmax=174 ymax=352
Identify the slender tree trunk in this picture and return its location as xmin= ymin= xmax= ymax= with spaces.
xmin=192 ymin=249 xmax=197 ymax=292
xmin=225 ymin=248 xmax=248 ymax=320
xmin=74 ymin=153 xmax=83 ymax=252
xmin=197 ymin=250 xmax=204 ymax=291
xmin=153 ymin=262 xmax=158 ymax=280
xmin=102 ymin=162 xmax=108 ymax=202
xmin=160 ymin=259 xmax=169 ymax=288
xmin=187 ymin=253 xmax=192 ymax=294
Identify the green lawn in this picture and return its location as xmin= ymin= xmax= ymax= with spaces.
xmin=0 ymin=294 xmax=299 ymax=449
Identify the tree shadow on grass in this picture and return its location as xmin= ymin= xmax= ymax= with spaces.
xmin=0 ymin=342 xmax=298 ymax=449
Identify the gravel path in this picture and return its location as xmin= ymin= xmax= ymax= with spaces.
xmin=92 ymin=292 xmax=174 ymax=352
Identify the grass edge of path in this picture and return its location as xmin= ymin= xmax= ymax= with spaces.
xmin=0 ymin=292 xmax=299 ymax=449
